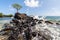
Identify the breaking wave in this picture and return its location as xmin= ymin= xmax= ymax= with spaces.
xmin=33 ymin=16 xmax=60 ymax=40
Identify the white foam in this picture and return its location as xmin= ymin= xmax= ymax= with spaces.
xmin=33 ymin=16 xmax=60 ymax=40
xmin=0 ymin=20 xmax=11 ymax=30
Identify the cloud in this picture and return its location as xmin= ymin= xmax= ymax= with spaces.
xmin=24 ymin=0 xmax=40 ymax=7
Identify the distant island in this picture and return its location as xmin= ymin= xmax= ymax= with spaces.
xmin=0 ymin=13 xmax=13 ymax=17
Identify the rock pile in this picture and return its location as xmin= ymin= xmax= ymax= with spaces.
xmin=0 ymin=13 xmax=52 ymax=40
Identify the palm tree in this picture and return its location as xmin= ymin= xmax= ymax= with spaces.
xmin=12 ymin=3 xmax=22 ymax=13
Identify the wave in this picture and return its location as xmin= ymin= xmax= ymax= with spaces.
xmin=33 ymin=16 xmax=60 ymax=40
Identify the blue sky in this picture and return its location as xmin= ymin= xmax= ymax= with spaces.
xmin=0 ymin=0 xmax=60 ymax=16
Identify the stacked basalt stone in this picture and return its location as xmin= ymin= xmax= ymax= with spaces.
xmin=0 ymin=13 xmax=52 ymax=40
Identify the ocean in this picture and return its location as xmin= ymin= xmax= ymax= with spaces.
xmin=0 ymin=17 xmax=12 ymax=24
xmin=0 ymin=17 xmax=12 ymax=29
xmin=46 ymin=16 xmax=60 ymax=21
xmin=38 ymin=16 xmax=60 ymax=22
xmin=0 ymin=16 xmax=60 ymax=24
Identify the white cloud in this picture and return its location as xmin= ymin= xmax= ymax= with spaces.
xmin=24 ymin=0 xmax=40 ymax=7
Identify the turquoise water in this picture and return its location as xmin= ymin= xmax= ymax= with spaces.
xmin=0 ymin=17 xmax=12 ymax=29
xmin=39 ymin=16 xmax=60 ymax=21
xmin=0 ymin=17 xmax=11 ymax=24
xmin=0 ymin=16 xmax=60 ymax=24
xmin=38 ymin=16 xmax=60 ymax=22
xmin=0 ymin=17 xmax=11 ymax=20
xmin=46 ymin=16 xmax=60 ymax=20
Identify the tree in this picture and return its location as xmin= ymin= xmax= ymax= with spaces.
xmin=8 ymin=14 xmax=13 ymax=17
xmin=12 ymin=3 xmax=22 ymax=13
xmin=3 ymin=14 xmax=13 ymax=17
xmin=0 ymin=13 xmax=3 ymax=17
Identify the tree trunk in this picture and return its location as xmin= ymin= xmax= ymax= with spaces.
xmin=17 ymin=9 xmax=18 ymax=13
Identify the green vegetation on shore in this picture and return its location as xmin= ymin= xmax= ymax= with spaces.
xmin=0 ymin=13 xmax=13 ymax=17
xmin=0 ymin=13 xmax=3 ymax=17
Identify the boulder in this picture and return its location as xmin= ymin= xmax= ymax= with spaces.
xmin=56 ymin=23 xmax=60 ymax=25
xmin=45 ymin=21 xmax=53 ymax=24
xmin=14 ymin=13 xmax=27 ymax=20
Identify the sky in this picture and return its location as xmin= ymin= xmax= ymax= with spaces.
xmin=0 ymin=0 xmax=60 ymax=16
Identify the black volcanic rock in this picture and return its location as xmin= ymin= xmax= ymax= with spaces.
xmin=32 ymin=32 xmax=37 ymax=37
xmin=14 ymin=13 xmax=21 ymax=19
xmin=38 ymin=21 xmax=42 ymax=24
xmin=14 ymin=13 xmax=27 ymax=20
xmin=56 ymin=23 xmax=60 ymax=25
xmin=45 ymin=21 xmax=53 ymax=24
xmin=0 ymin=13 xmax=52 ymax=40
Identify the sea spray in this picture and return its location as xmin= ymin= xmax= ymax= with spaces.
xmin=33 ymin=16 xmax=60 ymax=40
xmin=35 ymin=22 xmax=60 ymax=40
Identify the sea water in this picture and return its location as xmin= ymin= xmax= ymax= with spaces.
xmin=0 ymin=17 xmax=12 ymax=30
xmin=36 ymin=16 xmax=60 ymax=40
xmin=0 ymin=17 xmax=11 ymax=24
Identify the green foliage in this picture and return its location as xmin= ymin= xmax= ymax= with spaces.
xmin=0 ymin=13 xmax=3 ymax=17
xmin=8 ymin=14 xmax=13 ymax=17
xmin=4 ymin=14 xmax=13 ymax=17
xmin=12 ymin=3 xmax=22 ymax=12
xmin=0 ymin=12 xmax=13 ymax=17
